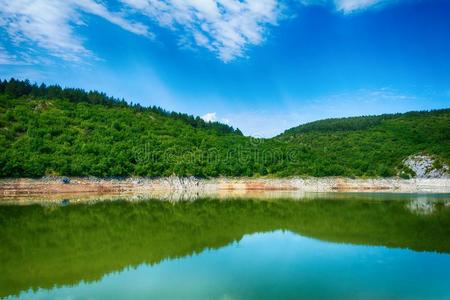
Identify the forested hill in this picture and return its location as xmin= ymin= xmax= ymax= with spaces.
xmin=278 ymin=110 xmax=449 ymax=136
xmin=0 ymin=78 xmax=242 ymax=136
xmin=275 ymin=108 xmax=450 ymax=177
xmin=0 ymin=78 xmax=449 ymax=178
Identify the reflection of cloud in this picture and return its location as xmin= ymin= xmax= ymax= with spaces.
xmin=406 ymin=198 xmax=435 ymax=215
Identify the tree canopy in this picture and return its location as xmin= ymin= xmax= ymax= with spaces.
xmin=1 ymin=78 xmax=449 ymax=178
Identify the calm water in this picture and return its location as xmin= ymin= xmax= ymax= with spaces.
xmin=1 ymin=194 xmax=450 ymax=299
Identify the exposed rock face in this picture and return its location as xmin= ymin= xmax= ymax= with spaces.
xmin=403 ymin=155 xmax=449 ymax=178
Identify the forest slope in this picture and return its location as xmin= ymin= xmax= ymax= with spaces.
xmin=1 ymin=79 xmax=449 ymax=178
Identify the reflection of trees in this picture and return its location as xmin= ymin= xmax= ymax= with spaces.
xmin=0 ymin=198 xmax=449 ymax=298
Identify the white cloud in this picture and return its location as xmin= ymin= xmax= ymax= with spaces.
xmin=0 ymin=0 xmax=150 ymax=62
xmin=221 ymin=118 xmax=231 ymax=125
xmin=201 ymin=112 xmax=232 ymax=124
xmin=299 ymin=0 xmax=394 ymax=13
xmin=334 ymin=0 xmax=386 ymax=13
xmin=201 ymin=112 xmax=217 ymax=122
xmin=0 ymin=0 xmax=402 ymax=64
xmin=77 ymin=0 xmax=151 ymax=36
xmin=120 ymin=0 xmax=282 ymax=62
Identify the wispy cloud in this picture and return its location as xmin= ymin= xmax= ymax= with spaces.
xmin=300 ymin=0 xmax=395 ymax=13
xmin=224 ymin=88 xmax=429 ymax=137
xmin=334 ymin=0 xmax=390 ymax=13
xmin=77 ymin=0 xmax=150 ymax=37
xmin=0 ymin=45 xmax=17 ymax=65
xmin=0 ymin=0 xmax=403 ymax=64
xmin=0 ymin=0 xmax=150 ymax=63
xmin=121 ymin=0 xmax=282 ymax=62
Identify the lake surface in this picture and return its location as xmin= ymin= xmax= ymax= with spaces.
xmin=1 ymin=193 xmax=449 ymax=299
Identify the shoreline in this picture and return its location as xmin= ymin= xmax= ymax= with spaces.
xmin=1 ymin=177 xmax=450 ymax=200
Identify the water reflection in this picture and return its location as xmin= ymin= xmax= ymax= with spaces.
xmin=1 ymin=195 xmax=449 ymax=299
xmin=2 ymin=189 xmax=449 ymax=205
xmin=12 ymin=231 xmax=450 ymax=300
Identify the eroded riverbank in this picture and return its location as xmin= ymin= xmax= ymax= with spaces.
xmin=1 ymin=177 xmax=450 ymax=204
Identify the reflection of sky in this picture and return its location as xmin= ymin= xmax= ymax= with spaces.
xmin=14 ymin=231 xmax=450 ymax=300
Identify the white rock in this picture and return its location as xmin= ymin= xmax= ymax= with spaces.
xmin=403 ymin=154 xmax=449 ymax=178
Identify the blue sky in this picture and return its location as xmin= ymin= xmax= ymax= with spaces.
xmin=1 ymin=0 xmax=449 ymax=137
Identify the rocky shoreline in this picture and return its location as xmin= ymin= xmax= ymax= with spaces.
xmin=1 ymin=177 xmax=449 ymax=200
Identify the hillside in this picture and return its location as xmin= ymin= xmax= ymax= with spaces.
xmin=0 ymin=79 xmax=449 ymax=178
xmin=276 ymin=109 xmax=450 ymax=177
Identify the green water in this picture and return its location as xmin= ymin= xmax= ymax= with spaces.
xmin=1 ymin=194 xmax=450 ymax=299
